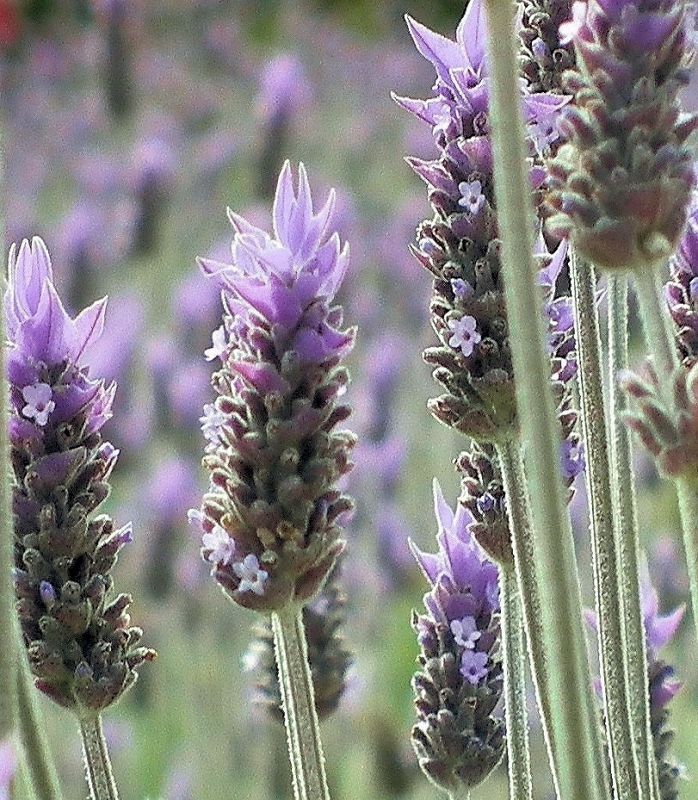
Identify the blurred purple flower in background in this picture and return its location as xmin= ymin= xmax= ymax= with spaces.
xmin=586 ymin=560 xmax=686 ymax=799
xmin=0 ymin=738 xmax=17 ymax=800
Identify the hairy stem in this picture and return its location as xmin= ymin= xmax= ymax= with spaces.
xmin=497 ymin=441 xmax=559 ymax=795
xmin=80 ymin=715 xmax=119 ymax=800
xmin=676 ymin=478 xmax=698 ymax=644
xmin=633 ymin=269 xmax=677 ymax=384
xmin=0 ymin=131 xmax=16 ymax=742
xmin=608 ymin=275 xmax=657 ymax=799
xmin=571 ymin=255 xmax=641 ymax=798
xmin=483 ymin=1 xmax=607 ymax=797
xmin=271 ymin=605 xmax=330 ymax=800
xmin=499 ymin=566 xmax=533 ymax=800
xmin=16 ymin=639 xmax=62 ymax=800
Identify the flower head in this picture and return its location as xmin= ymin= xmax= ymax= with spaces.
xmin=547 ymin=0 xmax=697 ymax=270
xmin=409 ymin=480 xmax=503 ymax=793
xmin=195 ymin=163 xmax=356 ymax=612
xmin=395 ymin=1 xmax=575 ymax=442
xmin=7 ymin=238 xmax=154 ymax=712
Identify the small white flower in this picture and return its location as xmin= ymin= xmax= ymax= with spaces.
xmin=200 ymin=403 xmax=226 ymax=445
xmin=201 ymin=525 xmax=235 ymax=565
xmin=451 ymin=616 xmax=481 ymax=650
xmin=204 ymin=325 xmax=227 ymax=361
xmin=233 ymin=554 xmax=269 ymax=595
xmin=559 ymin=1 xmax=587 ymax=45
xmin=448 ymin=316 xmax=481 ymax=357
xmin=21 ymin=382 xmax=56 ymax=427
xmin=187 ymin=508 xmax=204 ymax=530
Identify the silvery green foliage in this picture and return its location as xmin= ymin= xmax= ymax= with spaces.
xmin=410 ymin=482 xmax=504 ymax=794
xmin=547 ymin=0 xmax=697 ymax=270
xmin=194 ymin=162 xmax=356 ymax=612
xmin=7 ymin=238 xmax=154 ymax=712
xmin=246 ymin=563 xmax=351 ymax=721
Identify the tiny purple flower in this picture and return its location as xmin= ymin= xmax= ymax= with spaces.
xmin=561 ymin=439 xmax=585 ymax=480
xmin=204 ymin=325 xmax=226 ymax=362
xmin=201 ymin=525 xmax=235 ymax=566
xmin=21 ymin=382 xmax=55 ymax=426
xmin=448 ymin=315 xmax=481 ymax=357
xmin=233 ymin=554 xmax=269 ymax=595
xmin=458 ymin=180 xmax=485 ymax=215
xmin=460 ymin=649 xmax=489 ymax=685
xmin=451 ymin=278 xmax=474 ymax=300
xmin=39 ymin=580 xmax=57 ymax=608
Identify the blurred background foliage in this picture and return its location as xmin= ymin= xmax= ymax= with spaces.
xmin=1 ymin=1 xmax=696 ymax=798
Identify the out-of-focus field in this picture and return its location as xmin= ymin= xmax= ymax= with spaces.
xmin=3 ymin=2 xmax=697 ymax=798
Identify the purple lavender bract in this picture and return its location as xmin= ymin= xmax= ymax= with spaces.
xmin=7 ymin=237 xmax=154 ymax=712
xmin=194 ymin=162 xmax=356 ymax=612
xmin=410 ymin=480 xmax=504 ymax=793
xmin=547 ymin=0 xmax=697 ymax=270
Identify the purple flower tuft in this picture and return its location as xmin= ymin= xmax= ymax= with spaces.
xmin=6 ymin=237 xmax=154 ymax=712
xmin=395 ymin=1 xmax=577 ymax=442
xmin=547 ymin=0 xmax=697 ymax=270
xmin=410 ymin=480 xmax=504 ymax=793
xmin=195 ymin=162 xmax=356 ymax=612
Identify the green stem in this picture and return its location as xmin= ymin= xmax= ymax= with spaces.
xmin=271 ymin=605 xmax=330 ymax=800
xmin=497 ymin=441 xmax=560 ymax=795
xmin=570 ymin=255 xmax=641 ymax=798
xmin=79 ymin=715 xmax=119 ymax=800
xmin=499 ymin=567 xmax=533 ymax=800
xmin=608 ymin=275 xmax=657 ymax=800
xmin=633 ymin=269 xmax=677 ymax=385
xmin=15 ymin=640 xmax=62 ymax=800
xmin=483 ymin=1 xmax=607 ymax=797
xmin=0 ymin=132 xmax=16 ymax=742
xmin=676 ymin=478 xmax=698 ymax=644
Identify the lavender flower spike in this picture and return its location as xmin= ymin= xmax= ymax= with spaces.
xmin=395 ymin=0 xmax=574 ymax=442
xmin=7 ymin=237 xmax=155 ymax=712
xmin=410 ymin=480 xmax=503 ymax=794
xmin=547 ymin=0 xmax=697 ymax=270
xmin=195 ymin=162 xmax=356 ymax=612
